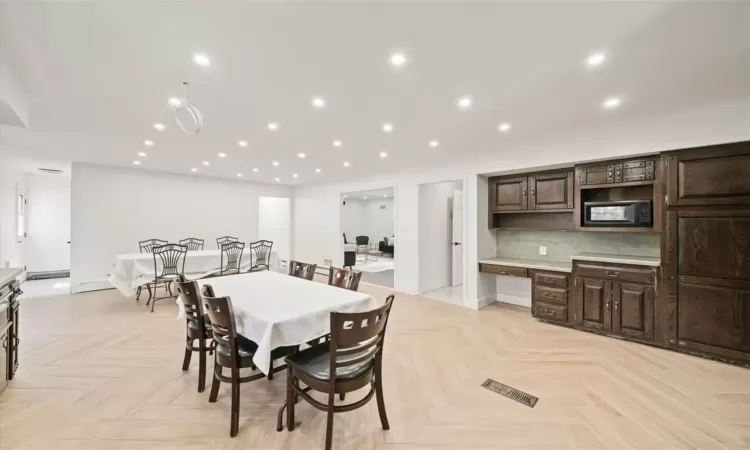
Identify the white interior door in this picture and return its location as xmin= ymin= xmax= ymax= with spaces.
xmin=451 ymin=189 xmax=463 ymax=286
xmin=258 ymin=197 xmax=291 ymax=267
xmin=26 ymin=174 xmax=71 ymax=272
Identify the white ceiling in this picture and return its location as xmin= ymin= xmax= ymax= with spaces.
xmin=1 ymin=2 xmax=749 ymax=185
xmin=342 ymin=187 xmax=394 ymax=200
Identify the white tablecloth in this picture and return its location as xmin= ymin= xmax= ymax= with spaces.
xmin=108 ymin=249 xmax=260 ymax=297
xmin=177 ymin=271 xmax=378 ymax=374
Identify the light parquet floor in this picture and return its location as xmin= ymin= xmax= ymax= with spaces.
xmin=1 ymin=278 xmax=749 ymax=449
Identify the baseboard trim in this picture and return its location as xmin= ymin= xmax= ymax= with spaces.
xmin=495 ymin=293 xmax=531 ymax=308
xmin=71 ymin=281 xmax=114 ymax=294
xmin=477 ymin=296 xmax=497 ymax=309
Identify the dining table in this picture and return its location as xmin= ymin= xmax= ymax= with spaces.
xmin=108 ymin=247 xmax=274 ymax=297
xmin=176 ymin=271 xmax=379 ymax=374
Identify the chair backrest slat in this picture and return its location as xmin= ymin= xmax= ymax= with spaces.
xmin=139 ymin=238 xmax=168 ymax=253
xmin=153 ymin=244 xmax=187 ymax=277
xmin=289 ymin=260 xmax=316 ymax=280
xmin=179 ymin=238 xmax=204 ymax=251
xmin=216 ymin=236 xmax=239 ymax=249
xmin=173 ymin=275 xmax=204 ymax=319
xmin=220 ymin=241 xmax=245 ymax=275
xmin=328 ymin=267 xmax=362 ymax=291
xmin=330 ymin=295 xmax=395 ymax=371
xmin=249 ymin=240 xmax=273 ymax=271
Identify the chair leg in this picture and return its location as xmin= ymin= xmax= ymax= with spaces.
xmin=136 ymin=286 xmax=141 ymax=301
xmin=325 ymin=390 xmax=335 ymax=450
xmin=149 ymin=282 xmax=157 ymax=312
xmin=230 ymin=371 xmax=240 ymax=437
xmin=167 ymin=282 xmax=173 ymax=296
xmin=339 ymin=392 xmax=345 ymax=401
xmin=198 ymin=339 xmax=206 ymax=393
xmin=209 ymin=365 xmax=221 ymax=403
xmin=268 ymin=360 xmax=273 ymax=380
xmin=181 ymin=338 xmax=192 ymax=371
xmin=375 ymin=363 xmax=390 ymax=430
xmin=286 ymin=365 xmax=295 ymax=431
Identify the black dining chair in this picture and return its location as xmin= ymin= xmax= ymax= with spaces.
xmin=180 ymin=238 xmax=205 ymax=251
xmin=248 ymin=240 xmax=273 ymax=272
xmin=278 ymin=295 xmax=395 ymax=450
xmin=146 ymin=243 xmax=187 ymax=312
xmin=173 ymin=275 xmax=213 ymax=392
xmin=220 ymin=241 xmax=245 ymax=276
xmin=136 ymin=238 xmax=167 ymax=300
xmin=216 ymin=236 xmax=239 ymax=249
xmin=289 ymin=260 xmax=317 ymax=280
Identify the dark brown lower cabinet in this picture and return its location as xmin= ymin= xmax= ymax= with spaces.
xmin=612 ymin=283 xmax=654 ymax=341
xmin=530 ymin=269 xmax=571 ymax=325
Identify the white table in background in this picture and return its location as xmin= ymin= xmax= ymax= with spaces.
xmin=177 ymin=271 xmax=378 ymax=374
xmin=108 ymin=248 xmax=267 ymax=297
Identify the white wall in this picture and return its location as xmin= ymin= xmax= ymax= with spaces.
xmin=70 ymin=163 xmax=292 ymax=292
xmin=418 ymin=181 xmax=461 ymax=293
xmin=293 ymin=98 xmax=750 ymax=309
xmin=25 ymin=173 xmax=71 ymax=272
xmin=340 ymin=198 xmax=394 ymax=244
xmin=0 ymin=155 xmax=27 ymax=269
xmin=340 ymin=198 xmax=365 ymax=243
xmin=258 ymin=196 xmax=291 ymax=263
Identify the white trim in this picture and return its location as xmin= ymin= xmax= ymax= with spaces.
xmin=71 ymin=280 xmax=113 ymax=294
xmin=477 ymin=295 xmax=496 ymax=310
xmin=495 ymin=293 xmax=531 ymax=308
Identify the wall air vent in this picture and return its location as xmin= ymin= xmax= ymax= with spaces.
xmin=380 ymin=205 xmax=386 ymax=209
xmin=38 ymin=168 xmax=63 ymax=174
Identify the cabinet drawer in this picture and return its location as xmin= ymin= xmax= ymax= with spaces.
xmin=534 ymin=286 xmax=567 ymax=305
xmin=532 ymin=302 xmax=567 ymax=323
xmin=576 ymin=263 xmax=655 ymax=284
xmin=479 ymin=264 xmax=528 ymax=278
xmin=532 ymin=271 xmax=568 ymax=288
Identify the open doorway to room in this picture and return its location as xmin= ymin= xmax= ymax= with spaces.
xmin=340 ymin=187 xmax=395 ymax=288
xmin=418 ymin=180 xmax=465 ymax=306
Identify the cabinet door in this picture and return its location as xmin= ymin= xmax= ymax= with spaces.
xmin=529 ymin=172 xmax=574 ymax=210
xmin=575 ymin=278 xmax=611 ymax=331
xmin=666 ymin=141 xmax=750 ymax=206
xmin=490 ymin=177 xmax=527 ymax=211
xmin=612 ymin=283 xmax=654 ymax=340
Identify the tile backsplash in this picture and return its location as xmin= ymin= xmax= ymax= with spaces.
xmin=495 ymin=230 xmax=660 ymax=261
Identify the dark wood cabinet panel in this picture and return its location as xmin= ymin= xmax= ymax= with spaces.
xmin=612 ymin=283 xmax=654 ymax=340
xmin=575 ymin=263 xmax=655 ymax=285
xmin=576 ymin=278 xmax=610 ymax=331
xmin=677 ymin=213 xmax=750 ymax=281
xmin=478 ymin=264 xmax=528 ymax=278
xmin=490 ymin=177 xmax=527 ymax=211
xmin=532 ymin=302 xmax=567 ymax=323
xmin=529 ymin=171 xmax=574 ymax=210
xmin=665 ymin=141 xmax=750 ymax=206
xmin=534 ymin=285 xmax=567 ymax=306
xmin=675 ymin=278 xmax=750 ymax=360
xmin=577 ymin=158 xmax=656 ymax=187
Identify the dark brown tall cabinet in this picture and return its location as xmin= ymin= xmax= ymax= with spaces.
xmin=663 ymin=141 xmax=750 ymax=364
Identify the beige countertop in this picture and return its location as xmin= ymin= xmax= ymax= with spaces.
xmin=478 ymin=257 xmax=572 ymax=273
xmin=571 ymin=252 xmax=661 ymax=267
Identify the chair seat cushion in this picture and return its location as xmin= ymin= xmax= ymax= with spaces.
xmin=216 ymin=336 xmax=258 ymax=360
xmin=286 ymin=342 xmax=374 ymax=381
xmin=187 ymin=316 xmax=211 ymax=332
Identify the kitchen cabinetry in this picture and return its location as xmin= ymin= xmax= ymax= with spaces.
xmin=489 ymin=176 xmax=527 ymax=211
xmin=576 ymin=158 xmax=656 ymax=187
xmin=0 ymin=273 xmax=21 ymax=396
xmin=489 ymin=170 xmax=573 ymax=214
xmin=573 ymin=261 xmax=656 ymax=342
xmin=530 ymin=269 xmax=570 ymax=325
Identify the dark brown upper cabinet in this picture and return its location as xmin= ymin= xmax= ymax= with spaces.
xmin=490 ymin=170 xmax=573 ymax=214
xmin=489 ymin=176 xmax=527 ymax=211
xmin=664 ymin=141 xmax=750 ymax=206
xmin=577 ymin=158 xmax=656 ymax=187
xmin=529 ymin=171 xmax=574 ymax=210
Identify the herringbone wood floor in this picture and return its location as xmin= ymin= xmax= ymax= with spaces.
xmin=1 ymin=279 xmax=749 ymax=449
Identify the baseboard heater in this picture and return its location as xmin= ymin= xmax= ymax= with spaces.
xmin=26 ymin=270 xmax=70 ymax=281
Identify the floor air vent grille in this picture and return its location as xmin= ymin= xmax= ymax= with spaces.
xmin=481 ymin=378 xmax=538 ymax=408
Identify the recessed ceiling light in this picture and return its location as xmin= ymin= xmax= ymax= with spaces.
xmin=602 ymin=97 xmax=622 ymax=109
xmin=586 ymin=52 xmax=606 ymax=68
xmin=379 ymin=151 xmax=388 ymax=159
xmin=498 ymin=123 xmax=512 ymax=132
xmin=389 ymin=52 xmax=407 ymax=67
xmin=457 ymin=96 xmax=472 ymax=110
xmin=218 ymin=152 xmax=227 ymax=158
xmin=311 ymin=96 xmax=325 ymax=108
xmin=144 ymin=140 xmax=154 ymax=146
xmin=429 ymin=140 xmax=439 ymax=148
xmin=383 ymin=194 xmax=388 ymax=198
xmin=333 ymin=140 xmax=342 ymax=147
xmin=343 ymin=161 xmax=350 ymax=167
xmin=363 ymin=196 xmax=368 ymax=200
xmin=193 ymin=53 xmax=211 ymax=67
xmin=272 ymin=160 xmax=280 ymax=167
xmin=238 ymin=140 xmax=248 ymax=147
xmin=202 ymin=161 xmax=210 ymax=166
xmin=252 ymin=168 xmax=259 ymax=172
xmin=344 ymin=195 xmax=348 ymax=198
xmin=168 ymin=97 xmax=182 ymax=107
xmin=138 ymin=152 xmax=147 ymax=157
xmin=315 ymin=168 xmax=321 ymax=173
xmin=133 ymin=160 xmax=141 ymax=165
xmin=297 ymin=152 xmax=306 ymax=159
xmin=191 ymin=168 xmax=198 ymax=172
xmin=153 ymin=123 xmax=165 ymax=131
xmin=382 ymin=123 xmax=393 ymax=133
xmin=293 ymin=173 xmax=299 ymax=178
xmin=275 ymin=177 xmax=280 ymax=182
xmin=237 ymin=173 xmax=243 ymax=178
xmin=268 ymin=122 xmax=279 ymax=131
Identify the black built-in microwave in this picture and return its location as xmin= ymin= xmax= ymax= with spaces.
xmin=583 ymin=200 xmax=653 ymax=227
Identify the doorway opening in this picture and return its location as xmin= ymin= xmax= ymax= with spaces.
xmin=258 ymin=196 xmax=291 ymax=273
xmin=340 ymin=187 xmax=395 ymax=288
xmin=418 ymin=180 xmax=464 ymax=306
